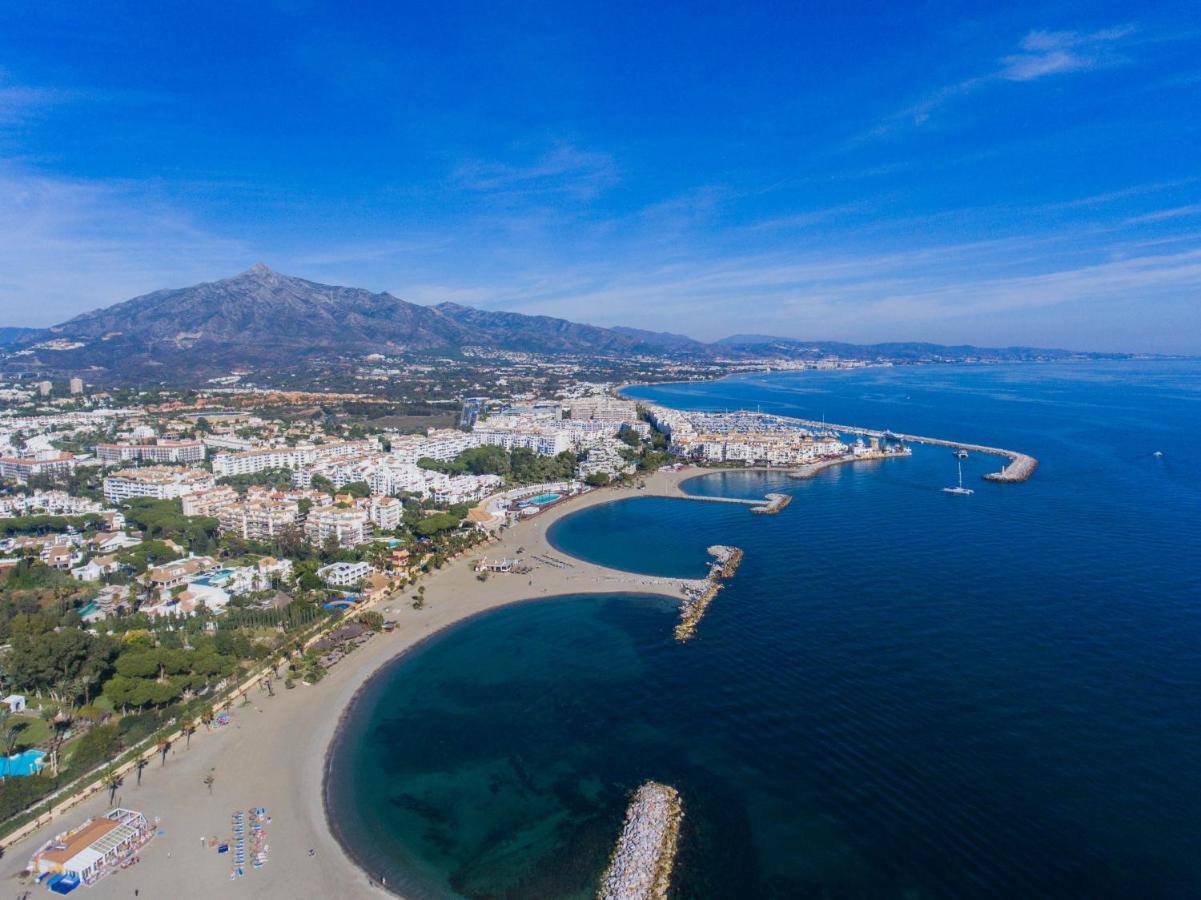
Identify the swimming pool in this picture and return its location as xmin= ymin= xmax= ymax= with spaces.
xmin=192 ymin=568 xmax=233 ymax=587
xmin=525 ymin=493 xmax=562 ymax=506
xmin=0 ymin=749 xmax=46 ymax=777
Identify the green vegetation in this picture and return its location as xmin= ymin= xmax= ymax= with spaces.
xmin=0 ymin=514 xmax=101 ymax=536
xmin=120 ymin=498 xmax=219 ymax=553
xmin=216 ymin=466 xmax=295 ymax=491
xmin=418 ymin=446 xmax=577 ymax=483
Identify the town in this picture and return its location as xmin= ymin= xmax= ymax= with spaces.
xmin=0 ymin=369 xmax=905 ymax=880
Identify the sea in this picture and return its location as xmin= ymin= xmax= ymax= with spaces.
xmin=326 ymin=360 xmax=1201 ymax=899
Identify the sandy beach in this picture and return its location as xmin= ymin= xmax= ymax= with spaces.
xmin=0 ymin=466 xmax=729 ymax=900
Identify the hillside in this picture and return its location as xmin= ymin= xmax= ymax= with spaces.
xmin=2 ymin=266 xmax=1130 ymax=380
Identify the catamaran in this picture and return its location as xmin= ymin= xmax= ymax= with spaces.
xmin=943 ymin=458 xmax=974 ymax=495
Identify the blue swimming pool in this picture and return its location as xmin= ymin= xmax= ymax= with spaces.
xmin=0 ymin=749 xmax=46 ymax=777
xmin=192 ymin=568 xmax=233 ymax=587
xmin=526 ymin=493 xmax=562 ymax=506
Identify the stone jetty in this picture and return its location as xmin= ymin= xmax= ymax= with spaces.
xmin=597 ymin=782 xmax=683 ymax=900
xmin=675 ymin=545 xmax=743 ymax=641
xmin=983 ymin=452 xmax=1038 ymax=482
xmin=751 ymin=492 xmax=792 ymax=515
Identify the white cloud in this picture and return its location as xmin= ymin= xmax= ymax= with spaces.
xmin=0 ymin=168 xmax=251 ymax=325
xmin=999 ymin=26 xmax=1134 ymax=81
xmin=453 ymin=143 xmax=618 ymax=201
xmin=880 ymin=24 xmax=1136 ymax=130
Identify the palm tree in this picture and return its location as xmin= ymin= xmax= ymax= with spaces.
xmin=181 ymin=716 xmax=196 ymax=748
xmin=203 ymin=769 xmax=215 ymax=795
xmin=104 ymin=764 xmax=123 ymax=805
xmin=135 ymin=757 xmax=148 ymax=786
xmin=157 ymin=735 xmax=171 ymax=766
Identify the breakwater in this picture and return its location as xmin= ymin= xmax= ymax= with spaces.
xmin=983 ymin=453 xmax=1038 ymax=482
xmin=675 ymin=545 xmax=744 ymax=641
xmin=774 ymin=415 xmax=1038 ymax=483
xmin=751 ymin=492 xmax=792 ymax=514
xmin=597 ymin=782 xmax=683 ymax=900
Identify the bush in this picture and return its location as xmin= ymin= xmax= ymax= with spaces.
xmin=0 ymin=773 xmax=57 ymax=822
xmin=69 ymin=723 xmax=120 ymax=775
xmin=117 ymin=711 xmax=163 ymax=746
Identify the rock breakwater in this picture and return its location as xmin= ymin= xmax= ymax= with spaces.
xmin=675 ymin=545 xmax=744 ymax=641
xmin=597 ymin=781 xmax=683 ymax=900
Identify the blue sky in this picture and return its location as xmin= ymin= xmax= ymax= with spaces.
xmin=1 ymin=2 xmax=1198 ymax=352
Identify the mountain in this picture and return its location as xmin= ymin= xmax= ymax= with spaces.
xmin=610 ymin=326 xmax=710 ymax=354
xmin=3 ymin=265 xmax=1129 ymax=380
xmin=433 ymin=303 xmax=645 ymax=355
xmin=0 ymin=327 xmax=37 ymax=348
xmin=15 ymin=264 xmax=462 ymax=371
xmin=714 ymin=335 xmax=1101 ymax=362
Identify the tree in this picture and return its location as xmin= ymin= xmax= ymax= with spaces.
xmin=182 ymin=716 xmax=196 ymax=748
xmin=584 ymin=472 xmax=610 ymax=487
xmin=104 ymin=764 xmax=123 ymax=805
xmin=203 ymin=769 xmax=215 ymax=794
xmin=6 ymin=630 xmax=117 ymax=698
xmin=135 ymin=757 xmax=148 ymax=785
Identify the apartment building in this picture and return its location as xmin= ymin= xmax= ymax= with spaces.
xmin=95 ymin=440 xmax=206 ymax=465
xmin=0 ymin=452 xmax=76 ymax=483
xmin=304 ymin=505 xmax=371 ymax=548
xmin=102 ymin=466 xmax=216 ymax=502
xmin=217 ymin=497 xmax=300 ymax=541
xmin=211 ymin=439 xmax=375 ymax=477
xmin=180 ymin=485 xmax=240 ymax=517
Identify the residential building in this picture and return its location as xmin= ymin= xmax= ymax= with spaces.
xmin=102 ymin=466 xmax=216 ymax=502
xmin=317 ymin=560 xmax=374 ymax=587
xmin=217 ymin=497 xmax=300 ymax=541
xmin=304 ymin=506 xmax=371 ymax=548
xmin=180 ymin=485 xmax=239 ymax=517
xmin=95 ymin=440 xmax=205 ymax=465
xmin=0 ymin=452 xmax=76 ymax=483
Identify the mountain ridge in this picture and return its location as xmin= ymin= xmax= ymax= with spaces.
xmin=3 ymin=266 xmax=1132 ymax=378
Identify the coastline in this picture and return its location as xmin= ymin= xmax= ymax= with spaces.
xmin=0 ymin=466 xmax=732 ymax=900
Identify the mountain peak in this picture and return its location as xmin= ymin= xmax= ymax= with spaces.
xmin=242 ymin=262 xmax=275 ymax=277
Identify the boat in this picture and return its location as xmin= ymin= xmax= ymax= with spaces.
xmin=943 ymin=458 xmax=974 ymax=495
xmin=953 ymin=448 xmax=968 ymax=459
xmin=1153 ymin=450 xmax=1164 ymax=457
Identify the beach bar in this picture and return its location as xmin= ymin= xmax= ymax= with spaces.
xmin=32 ymin=808 xmax=153 ymax=888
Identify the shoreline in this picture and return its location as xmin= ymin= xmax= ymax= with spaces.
xmin=0 ymin=466 xmax=738 ymax=899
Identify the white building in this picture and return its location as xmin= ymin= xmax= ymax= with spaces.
xmin=103 ymin=466 xmax=216 ymax=502
xmin=304 ymin=506 xmax=371 ymax=548
xmin=317 ymin=561 xmax=373 ymax=587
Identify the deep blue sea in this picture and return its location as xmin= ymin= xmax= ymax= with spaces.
xmin=327 ymin=361 xmax=1201 ymax=899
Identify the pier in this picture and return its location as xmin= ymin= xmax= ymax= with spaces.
xmin=675 ymin=545 xmax=743 ymax=641
xmin=776 ymin=416 xmax=1038 ymax=483
xmin=597 ymin=782 xmax=683 ymax=900
xmin=751 ymin=492 xmax=792 ymax=514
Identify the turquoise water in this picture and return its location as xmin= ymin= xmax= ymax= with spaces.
xmin=327 ymin=361 xmax=1201 ymax=898
xmin=525 ymin=493 xmax=562 ymax=506
xmin=0 ymin=749 xmax=46 ymax=777
xmin=192 ymin=568 xmax=232 ymax=587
